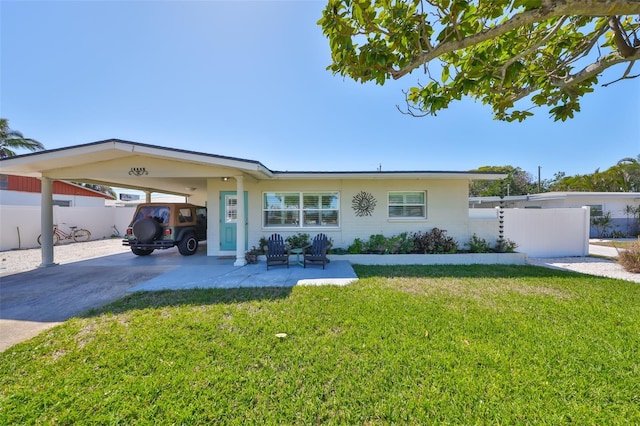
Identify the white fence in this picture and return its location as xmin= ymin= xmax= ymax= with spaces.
xmin=469 ymin=207 xmax=590 ymax=257
xmin=0 ymin=206 xmax=135 ymax=251
xmin=502 ymin=207 xmax=590 ymax=257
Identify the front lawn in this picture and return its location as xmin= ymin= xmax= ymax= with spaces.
xmin=1 ymin=265 xmax=638 ymax=424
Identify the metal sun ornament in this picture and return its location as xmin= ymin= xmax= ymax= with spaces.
xmin=352 ymin=191 xmax=377 ymax=217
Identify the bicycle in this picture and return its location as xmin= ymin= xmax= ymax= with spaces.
xmin=37 ymin=224 xmax=92 ymax=246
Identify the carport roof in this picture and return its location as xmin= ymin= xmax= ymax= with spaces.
xmin=0 ymin=139 xmax=272 ymax=177
xmin=0 ymin=139 xmax=505 ymax=196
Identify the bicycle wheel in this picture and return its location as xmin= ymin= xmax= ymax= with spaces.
xmin=38 ymin=232 xmax=61 ymax=246
xmin=72 ymin=229 xmax=91 ymax=242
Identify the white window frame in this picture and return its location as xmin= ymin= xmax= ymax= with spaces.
xmin=388 ymin=191 xmax=427 ymax=220
xmin=587 ymin=204 xmax=604 ymax=217
xmin=263 ymin=191 xmax=340 ymax=228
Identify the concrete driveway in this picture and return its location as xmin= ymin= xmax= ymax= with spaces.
xmin=0 ymin=246 xmax=357 ymax=352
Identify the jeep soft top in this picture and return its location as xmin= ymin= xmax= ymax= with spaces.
xmin=123 ymin=203 xmax=207 ymax=256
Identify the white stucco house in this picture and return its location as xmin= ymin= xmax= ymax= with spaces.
xmin=470 ymin=192 xmax=640 ymax=237
xmin=0 ymin=139 xmax=505 ymax=266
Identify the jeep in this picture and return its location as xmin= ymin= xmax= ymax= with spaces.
xmin=123 ymin=203 xmax=207 ymax=256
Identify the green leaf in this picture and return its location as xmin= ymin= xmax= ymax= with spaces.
xmin=441 ymin=66 xmax=450 ymax=82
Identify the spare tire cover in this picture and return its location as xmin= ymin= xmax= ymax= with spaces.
xmin=132 ymin=218 xmax=161 ymax=243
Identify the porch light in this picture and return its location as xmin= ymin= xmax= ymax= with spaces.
xmin=221 ymin=177 xmax=230 ymax=182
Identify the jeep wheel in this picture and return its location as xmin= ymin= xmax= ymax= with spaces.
xmin=131 ymin=247 xmax=154 ymax=256
xmin=132 ymin=218 xmax=161 ymax=243
xmin=178 ymin=232 xmax=198 ymax=256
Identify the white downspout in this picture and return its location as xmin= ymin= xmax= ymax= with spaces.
xmin=234 ymin=175 xmax=246 ymax=266
xmin=39 ymin=176 xmax=56 ymax=267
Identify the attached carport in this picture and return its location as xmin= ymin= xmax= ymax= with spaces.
xmin=0 ymin=139 xmax=273 ymax=267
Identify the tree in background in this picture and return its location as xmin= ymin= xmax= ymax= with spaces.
xmin=469 ymin=165 xmax=536 ymax=196
xmin=550 ymin=155 xmax=640 ymax=191
xmin=319 ymin=1 xmax=640 ymax=121
xmin=72 ymin=183 xmax=117 ymax=198
xmin=0 ymin=118 xmax=45 ymax=158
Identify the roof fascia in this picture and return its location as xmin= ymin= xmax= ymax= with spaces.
xmin=0 ymin=139 xmax=275 ymax=178
xmin=271 ymin=171 xmax=506 ymax=180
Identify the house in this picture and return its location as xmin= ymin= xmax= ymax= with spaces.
xmin=0 ymin=174 xmax=115 ymax=207
xmin=0 ymin=139 xmax=504 ymax=266
xmin=470 ymin=192 xmax=640 ymax=237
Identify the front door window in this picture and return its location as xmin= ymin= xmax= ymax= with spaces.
xmin=225 ymin=195 xmax=238 ymax=223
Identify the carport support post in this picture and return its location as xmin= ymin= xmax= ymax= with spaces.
xmin=234 ymin=175 xmax=247 ymax=266
xmin=39 ymin=176 xmax=56 ymax=267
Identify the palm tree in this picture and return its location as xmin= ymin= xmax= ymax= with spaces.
xmin=0 ymin=118 xmax=45 ymax=158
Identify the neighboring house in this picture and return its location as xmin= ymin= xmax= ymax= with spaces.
xmin=0 ymin=139 xmax=504 ymax=265
xmin=469 ymin=192 xmax=640 ymax=237
xmin=0 ymin=174 xmax=114 ymax=207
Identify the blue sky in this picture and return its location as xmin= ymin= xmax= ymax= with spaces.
xmin=2 ymin=0 xmax=639 ymax=183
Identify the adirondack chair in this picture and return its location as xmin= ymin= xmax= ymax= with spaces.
xmin=304 ymin=233 xmax=330 ymax=269
xmin=266 ymin=233 xmax=289 ymax=270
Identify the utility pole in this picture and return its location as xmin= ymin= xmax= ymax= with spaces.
xmin=538 ymin=166 xmax=541 ymax=193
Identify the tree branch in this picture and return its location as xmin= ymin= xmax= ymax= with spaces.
xmin=552 ymin=48 xmax=640 ymax=87
xmin=609 ymin=16 xmax=640 ymax=57
xmin=391 ymin=0 xmax=640 ymax=80
xmin=499 ymin=17 xmax=568 ymax=84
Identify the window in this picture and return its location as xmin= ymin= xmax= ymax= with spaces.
xmin=264 ymin=192 xmax=339 ymax=228
xmin=52 ymin=199 xmax=71 ymax=207
xmin=178 ymin=208 xmax=193 ymax=223
xmin=0 ymin=174 xmax=7 ymax=190
xmin=587 ymin=205 xmax=604 ymax=217
xmin=388 ymin=191 xmax=426 ymax=219
xmin=224 ymin=194 xmax=238 ymax=223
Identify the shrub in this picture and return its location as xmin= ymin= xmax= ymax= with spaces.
xmin=258 ymin=237 xmax=268 ymax=254
xmin=412 ymin=228 xmax=458 ymax=254
xmin=592 ymin=212 xmax=612 ymax=238
xmin=389 ymin=232 xmax=415 ymax=254
xmin=285 ymin=233 xmax=310 ymax=249
xmin=495 ymin=238 xmax=518 ymax=253
xmin=610 ymin=229 xmax=626 ymax=238
xmin=619 ymin=239 xmax=640 ymax=273
xmin=347 ymin=238 xmax=364 ymax=254
xmin=364 ymin=234 xmax=389 ymax=254
xmin=466 ymin=234 xmax=491 ymax=253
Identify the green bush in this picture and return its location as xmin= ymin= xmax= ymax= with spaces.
xmin=285 ymin=233 xmax=310 ymax=249
xmin=466 ymin=234 xmax=491 ymax=253
xmin=347 ymin=238 xmax=364 ymax=254
xmin=495 ymin=238 xmax=518 ymax=253
xmin=389 ymin=232 xmax=415 ymax=254
xmin=346 ymin=229 xmax=458 ymax=254
xmin=364 ymin=234 xmax=390 ymax=253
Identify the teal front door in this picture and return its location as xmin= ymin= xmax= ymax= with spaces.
xmin=220 ymin=191 xmax=248 ymax=251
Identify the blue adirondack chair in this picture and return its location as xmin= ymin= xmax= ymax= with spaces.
xmin=304 ymin=233 xmax=329 ymax=269
xmin=266 ymin=233 xmax=289 ymax=270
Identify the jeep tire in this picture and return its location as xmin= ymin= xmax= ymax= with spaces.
xmin=133 ymin=218 xmax=161 ymax=243
xmin=131 ymin=247 xmax=155 ymax=256
xmin=178 ymin=232 xmax=198 ymax=256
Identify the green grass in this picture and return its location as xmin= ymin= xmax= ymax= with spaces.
xmin=1 ymin=265 xmax=639 ymax=424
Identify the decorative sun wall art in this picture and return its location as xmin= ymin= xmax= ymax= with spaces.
xmin=352 ymin=191 xmax=377 ymax=217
